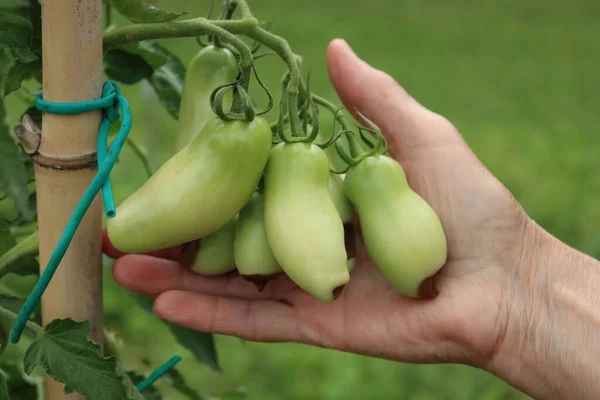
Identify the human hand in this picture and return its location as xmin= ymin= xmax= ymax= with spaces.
xmin=103 ymin=39 xmax=535 ymax=370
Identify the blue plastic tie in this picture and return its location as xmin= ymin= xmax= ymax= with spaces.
xmin=135 ymin=356 xmax=183 ymax=392
xmin=10 ymin=81 xmax=128 ymax=343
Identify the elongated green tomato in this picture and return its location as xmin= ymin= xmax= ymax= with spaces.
xmin=264 ymin=142 xmax=349 ymax=302
xmin=191 ymin=217 xmax=237 ymax=275
xmin=175 ymin=45 xmax=238 ymax=151
xmin=329 ymin=173 xmax=357 ymax=260
xmin=328 ymin=173 xmax=353 ymax=224
xmin=107 ymin=116 xmax=272 ymax=253
xmin=234 ymin=192 xmax=282 ymax=291
xmin=344 ymin=155 xmax=447 ymax=298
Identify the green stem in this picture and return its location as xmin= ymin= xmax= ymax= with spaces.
xmin=103 ymin=18 xmax=257 ymax=51
xmin=312 ymin=95 xmax=351 ymax=131
xmin=242 ymin=25 xmax=302 ymax=134
xmin=0 ymin=305 xmax=43 ymax=336
xmin=0 ymin=231 xmax=39 ymax=273
xmin=102 ymin=3 xmax=303 ymax=129
xmin=125 ymin=138 xmax=154 ymax=177
xmin=103 ymin=18 xmax=254 ymax=81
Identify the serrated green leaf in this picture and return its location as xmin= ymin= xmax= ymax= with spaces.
xmin=127 ymin=372 xmax=162 ymax=400
xmin=164 ymin=369 xmax=204 ymax=400
xmin=23 ymin=318 xmax=145 ymax=400
xmin=104 ymin=49 xmax=153 ymax=85
xmin=4 ymin=59 xmax=41 ymax=95
xmin=146 ymin=43 xmax=185 ymax=121
xmin=14 ymin=48 xmax=36 ymax=63
xmin=0 ymin=12 xmax=32 ymax=54
xmin=0 ymin=48 xmax=33 ymax=222
xmin=136 ymin=296 xmax=220 ymax=372
xmin=0 ymin=372 xmax=9 ymax=400
xmin=167 ymin=324 xmax=220 ymax=373
xmin=109 ymin=0 xmax=185 ymax=23
xmin=120 ymin=41 xmax=169 ymax=69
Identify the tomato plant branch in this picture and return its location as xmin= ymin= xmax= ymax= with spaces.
xmin=125 ymin=138 xmax=154 ymax=177
xmin=0 ymin=305 xmax=43 ymax=337
xmin=0 ymin=230 xmax=39 ymax=274
xmin=103 ymin=18 xmax=254 ymax=88
xmin=102 ymin=4 xmax=304 ymax=131
xmin=243 ymin=24 xmax=303 ymax=135
xmin=311 ymin=94 xmax=351 ymax=131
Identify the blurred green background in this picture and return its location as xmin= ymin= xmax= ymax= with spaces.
xmin=7 ymin=0 xmax=600 ymax=399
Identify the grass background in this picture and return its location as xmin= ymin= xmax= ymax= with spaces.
xmin=6 ymin=0 xmax=600 ymax=399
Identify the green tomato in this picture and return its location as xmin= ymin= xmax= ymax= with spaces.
xmin=344 ymin=155 xmax=447 ymax=298
xmin=264 ymin=142 xmax=349 ymax=302
xmin=107 ymin=116 xmax=272 ymax=253
xmin=328 ymin=173 xmax=353 ymax=224
xmin=175 ymin=45 xmax=238 ymax=151
xmin=234 ymin=192 xmax=282 ymax=291
xmin=192 ymin=216 xmax=237 ymax=276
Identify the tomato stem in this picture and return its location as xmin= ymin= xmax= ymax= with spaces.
xmin=0 ymin=305 xmax=43 ymax=337
xmin=102 ymin=0 xmax=304 ymax=127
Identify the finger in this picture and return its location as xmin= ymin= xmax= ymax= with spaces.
xmin=326 ymin=39 xmax=463 ymax=160
xmin=153 ymin=290 xmax=303 ymax=343
xmin=102 ymin=228 xmax=199 ymax=265
xmin=112 ymin=254 xmax=278 ymax=300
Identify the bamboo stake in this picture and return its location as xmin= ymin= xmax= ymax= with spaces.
xmin=37 ymin=1 xmax=104 ymax=398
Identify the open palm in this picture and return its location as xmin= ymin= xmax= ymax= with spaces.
xmin=105 ymin=39 xmax=532 ymax=369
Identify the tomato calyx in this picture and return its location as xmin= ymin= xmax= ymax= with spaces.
xmin=209 ymin=64 xmax=273 ymax=122
xmin=334 ymin=109 xmax=388 ymax=169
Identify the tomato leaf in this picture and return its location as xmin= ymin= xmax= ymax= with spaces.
xmin=104 ymin=49 xmax=153 ymax=85
xmin=164 ymin=369 xmax=205 ymax=400
xmin=0 ymin=48 xmax=33 ymax=222
xmin=0 ymin=2 xmax=42 ymax=96
xmin=4 ymin=59 xmax=41 ymax=96
xmin=120 ymin=41 xmax=169 ymax=69
xmin=108 ymin=0 xmax=186 ymax=23
xmin=0 ymin=12 xmax=33 ymax=57
xmin=126 ymin=372 xmax=162 ymax=400
xmin=146 ymin=43 xmax=185 ymax=120
xmin=23 ymin=318 xmax=145 ymax=400
xmin=0 ymin=295 xmax=24 ymax=315
xmin=136 ymin=295 xmax=221 ymax=372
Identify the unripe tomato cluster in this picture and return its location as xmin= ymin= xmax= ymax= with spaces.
xmin=106 ymin=45 xmax=448 ymax=301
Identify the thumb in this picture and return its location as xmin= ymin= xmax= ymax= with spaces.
xmin=326 ymin=39 xmax=464 ymax=160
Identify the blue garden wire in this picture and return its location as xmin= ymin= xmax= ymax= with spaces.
xmin=135 ymin=356 xmax=183 ymax=392
xmin=9 ymin=80 xmax=181 ymax=392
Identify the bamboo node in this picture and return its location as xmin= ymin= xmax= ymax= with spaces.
xmin=32 ymin=151 xmax=98 ymax=171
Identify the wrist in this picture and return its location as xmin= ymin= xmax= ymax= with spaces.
xmin=486 ymin=218 xmax=600 ymax=399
